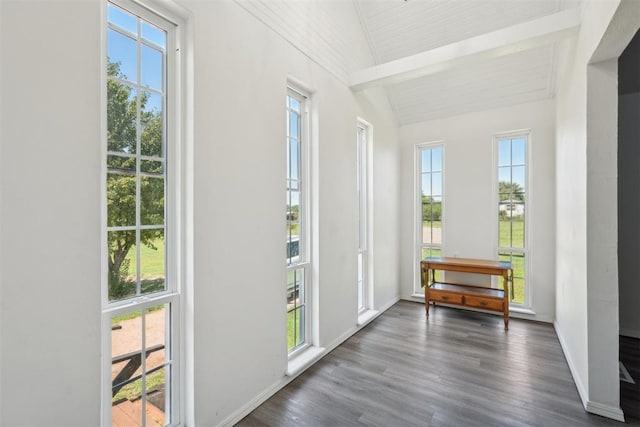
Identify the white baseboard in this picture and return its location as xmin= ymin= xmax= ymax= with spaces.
xmin=554 ymin=321 xmax=626 ymax=423
xmin=553 ymin=321 xmax=589 ymax=411
xmin=216 ymin=295 xmax=400 ymax=427
xmin=585 ymin=400 xmax=625 ymax=422
xmin=620 ymin=327 xmax=640 ymax=339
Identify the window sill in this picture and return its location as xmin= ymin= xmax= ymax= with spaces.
xmin=286 ymin=345 xmax=325 ymax=377
xmin=509 ymin=306 xmax=536 ymax=316
xmin=357 ymin=309 xmax=379 ymax=326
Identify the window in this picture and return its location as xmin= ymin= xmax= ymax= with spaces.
xmin=497 ymin=133 xmax=528 ymax=306
xmin=103 ymin=2 xmax=182 ymax=425
xmin=357 ymin=121 xmax=371 ymax=314
xmin=416 ymin=144 xmax=443 ymax=294
xmin=286 ymin=88 xmax=310 ymax=354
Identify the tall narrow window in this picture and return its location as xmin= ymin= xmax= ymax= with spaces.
xmin=497 ymin=134 xmax=528 ymax=306
xmin=357 ymin=121 xmax=370 ymax=314
xmin=104 ymin=2 xmax=180 ymax=425
xmin=286 ymin=88 xmax=310 ymax=354
xmin=416 ymin=144 xmax=443 ymax=294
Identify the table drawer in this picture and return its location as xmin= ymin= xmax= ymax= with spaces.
xmin=429 ymin=291 xmax=463 ymax=305
xmin=464 ymin=296 xmax=503 ymax=311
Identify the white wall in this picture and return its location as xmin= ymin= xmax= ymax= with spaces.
xmin=176 ymin=0 xmax=401 ymax=425
xmin=0 ymin=1 xmax=102 ymax=425
xmin=398 ymin=100 xmax=556 ymax=323
xmin=554 ymin=0 xmax=638 ymax=421
xmin=0 ymin=0 xmax=400 ymax=426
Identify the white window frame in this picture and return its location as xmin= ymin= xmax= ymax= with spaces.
xmin=101 ymin=1 xmax=189 ymax=425
xmin=494 ymin=130 xmax=531 ymax=309
xmin=414 ymin=142 xmax=445 ymax=296
xmin=286 ymin=85 xmax=311 ymax=358
xmin=356 ymin=118 xmax=374 ymax=316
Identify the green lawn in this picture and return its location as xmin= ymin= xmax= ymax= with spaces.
xmin=499 ymin=218 xmax=524 ymax=248
xmin=124 ymin=239 xmax=165 ymax=279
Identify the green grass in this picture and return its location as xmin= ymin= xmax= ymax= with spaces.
xmin=112 ymin=368 xmax=165 ymax=403
xmin=111 ymin=305 xmax=164 ymax=326
xmin=287 ymin=309 xmax=303 ymax=351
xmin=499 ymin=218 xmax=524 ymax=248
xmin=124 ymin=239 xmax=165 ymax=279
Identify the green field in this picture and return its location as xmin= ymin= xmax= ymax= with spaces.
xmin=123 ymin=239 xmax=165 ymax=279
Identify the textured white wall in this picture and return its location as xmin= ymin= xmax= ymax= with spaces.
xmin=0 ymin=1 xmax=102 ymax=425
xmin=398 ymin=99 xmax=556 ymax=323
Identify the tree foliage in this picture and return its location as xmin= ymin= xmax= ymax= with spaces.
xmin=107 ymin=61 xmax=164 ymax=300
xmin=498 ymin=181 xmax=524 ymax=201
xmin=422 ymin=195 xmax=441 ymax=221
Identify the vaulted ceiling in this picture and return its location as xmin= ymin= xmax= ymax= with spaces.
xmin=352 ymin=0 xmax=580 ymax=125
xmin=237 ymin=0 xmax=582 ymax=126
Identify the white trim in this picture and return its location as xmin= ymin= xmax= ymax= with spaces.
xmin=585 ymin=401 xmax=625 ymax=422
xmin=357 ymin=118 xmax=374 ymax=314
xmin=414 ymin=141 xmax=445 ymax=294
xmin=286 ymin=81 xmax=314 ymax=358
xmin=219 ymin=296 xmax=400 ymax=427
xmin=357 ymin=309 xmax=379 ymax=327
xmin=102 ymin=0 xmax=190 ymax=425
xmin=554 ymin=321 xmax=589 ymax=414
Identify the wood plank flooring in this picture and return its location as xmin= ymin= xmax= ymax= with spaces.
xmin=621 ymin=335 xmax=640 ymax=421
xmin=237 ymin=301 xmax=639 ymax=426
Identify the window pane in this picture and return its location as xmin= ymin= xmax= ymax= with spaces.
xmin=499 ymin=216 xmax=511 ymax=248
xmin=146 ymin=365 xmax=169 ymax=426
xmin=432 ymin=172 xmax=442 ymax=196
xmin=111 ymin=309 xmax=142 ymax=403
xmin=289 ymin=96 xmax=300 ymax=112
xmin=498 ymin=139 xmax=511 ymax=166
xmin=140 ymin=229 xmax=165 ymax=294
xmin=512 ymin=138 xmax=526 ymax=165
xmin=107 ymin=29 xmax=137 ymax=83
xmin=141 ymin=160 xmax=163 ymax=175
xmin=141 ymin=45 xmax=163 ymax=91
xmin=145 ymin=305 xmax=167 ymax=372
xmin=512 ymin=166 xmax=526 ymax=191
xmin=107 ymin=82 xmax=137 ymax=154
xmin=141 ymin=92 xmax=163 ymax=158
xmin=498 ymin=167 xmax=511 ymax=185
xmin=107 ymin=174 xmax=136 ymax=227
xmin=108 ymin=3 xmax=137 ymax=35
xmin=289 ymin=111 xmax=299 ymax=140
xmin=109 ymin=231 xmax=137 ymax=301
xmin=421 ymin=149 xmax=431 ymax=172
xmin=142 ymin=22 xmax=166 ymax=48
xmin=421 ymin=174 xmax=431 ymax=197
xmin=141 ymin=176 xmax=165 ymax=225
xmin=511 ymin=212 xmax=525 ymax=249
xmin=108 ymin=155 xmax=136 ymax=174
xmin=288 ymin=139 xmax=299 ymax=182
xmin=432 ymin=148 xmax=442 ymax=172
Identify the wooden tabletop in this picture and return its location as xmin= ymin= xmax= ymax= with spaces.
xmin=422 ymin=257 xmax=511 ymax=270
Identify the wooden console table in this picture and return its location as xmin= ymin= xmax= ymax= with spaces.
xmin=421 ymin=257 xmax=513 ymax=329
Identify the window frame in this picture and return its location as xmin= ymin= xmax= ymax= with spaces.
xmin=356 ymin=118 xmax=373 ymax=315
xmin=101 ymin=0 xmax=187 ymax=425
xmin=414 ymin=142 xmax=445 ymax=296
xmin=286 ymin=86 xmax=311 ymax=357
xmin=494 ymin=130 xmax=531 ymax=309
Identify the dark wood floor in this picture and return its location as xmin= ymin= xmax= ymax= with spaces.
xmin=238 ymin=301 xmax=639 ymax=426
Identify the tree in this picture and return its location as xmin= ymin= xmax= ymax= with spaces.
xmin=422 ymin=195 xmax=442 ymax=221
xmin=498 ymin=181 xmax=524 ymax=202
xmin=107 ymin=61 xmax=164 ymax=300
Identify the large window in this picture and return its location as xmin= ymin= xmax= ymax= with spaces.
xmin=416 ymin=144 xmax=443 ymax=294
xmin=103 ymin=2 xmax=181 ymax=425
xmin=497 ymin=133 xmax=528 ymax=306
xmin=286 ymin=88 xmax=310 ymax=354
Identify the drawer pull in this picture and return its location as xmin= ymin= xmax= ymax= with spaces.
xmin=441 ymin=296 xmax=449 ymax=300
xmin=480 ymin=301 xmax=487 ymax=306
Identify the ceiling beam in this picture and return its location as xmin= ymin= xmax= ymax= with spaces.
xmin=349 ymin=8 xmax=581 ymax=92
